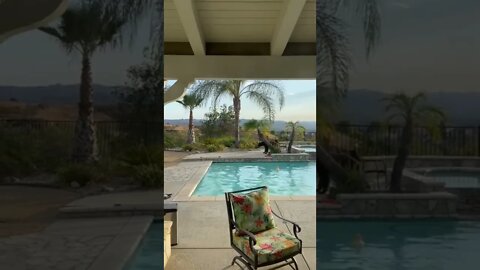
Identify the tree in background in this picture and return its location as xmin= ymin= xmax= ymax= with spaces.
xmin=384 ymin=92 xmax=446 ymax=192
xmin=316 ymin=0 xmax=381 ymax=186
xmin=117 ymin=49 xmax=163 ymax=122
xmin=200 ymin=105 xmax=236 ymax=139
xmin=176 ymin=94 xmax=203 ymax=144
xmin=193 ymin=80 xmax=285 ymax=148
xmin=39 ymin=0 xmax=130 ymax=163
xmin=285 ymin=121 xmax=306 ymax=153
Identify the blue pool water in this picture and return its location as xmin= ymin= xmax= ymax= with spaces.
xmin=317 ymin=220 xmax=480 ymax=269
xmin=124 ymin=221 xmax=163 ymax=270
xmin=193 ymin=162 xmax=316 ymax=196
xmin=423 ymin=170 xmax=480 ymax=188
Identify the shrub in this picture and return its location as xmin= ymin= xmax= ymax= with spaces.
xmin=206 ymin=144 xmax=224 ymax=152
xmin=182 ymin=143 xmax=203 ymax=152
xmin=336 ymin=170 xmax=368 ymax=194
xmin=119 ymin=144 xmax=163 ymax=167
xmin=133 ymin=164 xmax=163 ymax=188
xmin=239 ymin=140 xmax=258 ymax=149
xmin=57 ymin=164 xmax=98 ymax=187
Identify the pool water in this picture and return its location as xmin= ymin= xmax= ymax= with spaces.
xmin=296 ymin=145 xmax=316 ymax=153
xmin=124 ymin=221 xmax=163 ymax=270
xmin=193 ymin=162 xmax=316 ymax=196
xmin=424 ymin=170 xmax=480 ymax=188
xmin=317 ymin=220 xmax=480 ymax=269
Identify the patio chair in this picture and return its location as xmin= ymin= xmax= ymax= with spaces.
xmin=225 ymin=186 xmax=302 ymax=270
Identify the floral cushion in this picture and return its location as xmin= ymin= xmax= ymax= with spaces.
xmin=232 ymin=228 xmax=301 ymax=264
xmin=230 ymin=187 xmax=275 ymax=234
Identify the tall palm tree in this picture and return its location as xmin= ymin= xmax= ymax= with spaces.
xmin=316 ymin=0 xmax=381 ymax=185
xmin=176 ymin=94 xmax=203 ymax=144
xmin=193 ymin=80 xmax=285 ymax=147
xmin=384 ymin=92 xmax=445 ymax=192
xmin=39 ymin=0 xmax=129 ymax=162
xmin=285 ymin=121 xmax=306 ymax=153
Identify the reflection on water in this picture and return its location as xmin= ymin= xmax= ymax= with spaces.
xmin=193 ymin=162 xmax=316 ymax=196
xmin=317 ymin=220 xmax=480 ymax=270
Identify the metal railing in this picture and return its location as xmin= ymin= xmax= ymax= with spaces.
xmin=331 ymin=124 xmax=480 ymax=156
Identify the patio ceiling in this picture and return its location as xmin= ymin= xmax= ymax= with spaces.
xmin=0 ymin=0 xmax=68 ymax=43
xmin=164 ymin=0 xmax=316 ymax=103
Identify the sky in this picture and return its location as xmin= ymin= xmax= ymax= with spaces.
xmin=345 ymin=0 xmax=480 ymax=93
xmin=164 ymin=80 xmax=316 ymax=122
xmin=0 ymin=4 xmax=153 ymax=86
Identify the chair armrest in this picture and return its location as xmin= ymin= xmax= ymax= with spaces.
xmin=232 ymin=221 xmax=257 ymax=252
xmin=271 ymin=210 xmax=302 ymax=239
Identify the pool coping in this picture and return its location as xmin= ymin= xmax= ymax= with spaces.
xmin=173 ymin=160 xmax=316 ymax=202
xmin=88 ymin=216 xmax=153 ymax=270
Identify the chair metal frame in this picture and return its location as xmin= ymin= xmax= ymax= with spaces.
xmin=225 ymin=186 xmax=303 ymax=270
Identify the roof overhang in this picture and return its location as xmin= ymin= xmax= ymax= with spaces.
xmin=164 ymin=0 xmax=315 ymax=103
xmin=0 ymin=0 xmax=68 ymax=43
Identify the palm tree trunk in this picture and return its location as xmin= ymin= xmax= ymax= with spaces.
xmin=72 ymin=54 xmax=98 ymax=163
xmin=390 ymin=120 xmax=413 ymax=192
xmin=287 ymin=125 xmax=295 ymax=153
xmin=233 ymin=97 xmax=241 ymax=147
xmin=187 ymin=109 xmax=194 ymax=144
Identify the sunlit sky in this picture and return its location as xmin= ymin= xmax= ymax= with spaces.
xmin=164 ymin=80 xmax=316 ymax=121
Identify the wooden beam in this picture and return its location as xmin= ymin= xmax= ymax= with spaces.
xmin=165 ymin=42 xmax=316 ymax=56
xmin=165 ymin=55 xmax=315 ymax=80
xmin=270 ymin=0 xmax=307 ymax=56
xmin=172 ymin=0 xmax=205 ymax=55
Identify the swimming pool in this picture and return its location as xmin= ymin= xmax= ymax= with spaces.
xmin=418 ymin=168 xmax=480 ymax=188
xmin=193 ymin=162 xmax=316 ymax=196
xmin=124 ymin=221 xmax=163 ymax=270
xmin=317 ymin=220 xmax=480 ymax=269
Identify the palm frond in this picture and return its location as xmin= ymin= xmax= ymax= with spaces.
xmin=317 ymin=1 xmax=351 ymax=100
xmin=240 ymin=81 xmax=285 ymax=110
xmin=243 ymin=91 xmax=275 ymax=121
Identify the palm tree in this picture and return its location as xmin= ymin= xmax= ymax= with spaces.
xmin=193 ymin=80 xmax=285 ymax=147
xmin=384 ymin=92 xmax=446 ymax=192
xmin=285 ymin=121 xmax=306 ymax=153
xmin=176 ymin=94 xmax=203 ymax=144
xmin=39 ymin=0 xmax=129 ymax=163
xmin=316 ymin=0 xmax=381 ymax=185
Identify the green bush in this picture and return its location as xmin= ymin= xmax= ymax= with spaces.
xmin=164 ymin=130 xmax=187 ymax=148
xmin=239 ymin=139 xmax=258 ymax=149
xmin=133 ymin=164 xmax=163 ymax=188
xmin=57 ymin=164 xmax=98 ymax=187
xmin=336 ymin=170 xmax=368 ymax=193
xmin=182 ymin=143 xmax=203 ymax=152
xmin=118 ymin=144 xmax=163 ymax=167
xmin=206 ymin=144 xmax=224 ymax=152
xmin=0 ymin=124 xmax=71 ymax=177
xmin=201 ymin=136 xmax=235 ymax=148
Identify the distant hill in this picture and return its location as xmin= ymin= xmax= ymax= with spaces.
xmin=1 ymin=85 xmax=480 ymax=125
xmin=164 ymin=119 xmax=317 ymax=132
xmin=0 ymin=84 xmax=119 ymax=105
xmin=338 ymin=89 xmax=480 ymax=126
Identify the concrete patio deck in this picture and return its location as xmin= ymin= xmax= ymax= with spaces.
xmin=164 ymin=155 xmax=317 ymax=269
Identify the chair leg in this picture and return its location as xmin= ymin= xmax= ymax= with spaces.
xmin=290 ymin=257 xmax=299 ymax=270
xmin=231 ymin=256 xmax=254 ymax=270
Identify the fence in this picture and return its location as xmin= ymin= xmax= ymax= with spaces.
xmin=332 ymin=124 xmax=480 ymax=156
xmin=1 ymin=120 xmax=479 ymax=157
xmin=0 ymin=119 xmax=163 ymax=158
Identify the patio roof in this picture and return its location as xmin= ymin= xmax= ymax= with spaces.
xmin=0 ymin=0 xmax=68 ymax=43
xmin=164 ymin=0 xmax=316 ymax=103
